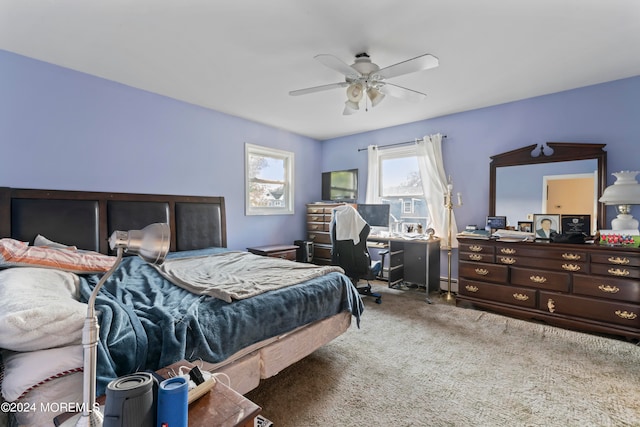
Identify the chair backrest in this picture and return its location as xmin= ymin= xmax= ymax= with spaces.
xmin=331 ymin=220 xmax=372 ymax=279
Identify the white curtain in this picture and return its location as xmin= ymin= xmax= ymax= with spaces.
xmin=365 ymin=145 xmax=379 ymax=203
xmin=416 ymin=134 xmax=459 ymax=248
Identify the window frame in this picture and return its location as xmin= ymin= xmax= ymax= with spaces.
xmin=245 ymin=143 xmax=294 ymax=216
xmin=378 ymin=145 xmax=424 ymax=198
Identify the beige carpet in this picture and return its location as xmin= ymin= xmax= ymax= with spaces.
xmin=246 ymin=284 xmax=640 ymax=427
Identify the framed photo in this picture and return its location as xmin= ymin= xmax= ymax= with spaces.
xmin=533 ymin=214 xmax=560 ymax=239
xmin=486 ymin=216 xmax=507 ymax=232
xmin=517 ymin=221 xmax=533 ymax=233
xmin=561 ymin=214 xmax=591 ymax=235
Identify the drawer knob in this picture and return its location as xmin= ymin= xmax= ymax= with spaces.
xmin=530 ymin=275 xmax=547 ymax=284
xmin=500 ymin=248 xmax=516 ymax=254
xmin=608 ymin=256 xmax=630 ymax=265
xmin=311 ymin=216 xmax=321 ymax=221
xmin=309 ymin=234 xmax=316 ymax=240
xmin=468 ymin=254 xmax=482 ymax=261
xmin=465 ymin=285 xmax=479 ymax=293
xmin=499 ymin=257 xmax=516 ymax=265
xmin=513 ymin=293 xmax=529 ymax=301
xmin=469 ymin=245 xmax=483 ymax=252
xmin=547 ymin=298 xmax=556 ymax=313
xmin=598 ymin=284 xmax=620 ymax=294
xmin=562 ymin=253 xmax=581 ymax=261
xmin=615 ymin=310 xmax=638 ymax=320
xmin=608 ymin=268 xmax=630 ymax=277
xmin=474 ymin=268 xmax=489 ymax=276
xmin=561 ymin=263 xmax=581 ymax=271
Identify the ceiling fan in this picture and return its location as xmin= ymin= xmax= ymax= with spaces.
xmin=289 ymin=52 xmax=439 ymax=115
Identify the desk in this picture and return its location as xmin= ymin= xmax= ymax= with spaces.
xmin=367 ymin=235 xmax=441 ymax=292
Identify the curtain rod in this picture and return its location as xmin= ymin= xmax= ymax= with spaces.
xmin=357 ymin=135 xmax=448 ymax=152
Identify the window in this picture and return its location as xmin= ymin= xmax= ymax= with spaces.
xmin=245 ymin=143 xmax=294 ymax=215
xmin=377 ymin=146 xmax=429 ymax=232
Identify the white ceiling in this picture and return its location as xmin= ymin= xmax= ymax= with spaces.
xmin=2 ymin=1 xmax=640 ymax=140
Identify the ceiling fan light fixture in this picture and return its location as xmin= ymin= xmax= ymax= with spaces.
xmin=367 ymin=87 xmax=385 ymax=107
xmin=343 ymin=100 xmax=359 ymax=115
xmin=346 ymin=83 xmax=364 ymax=102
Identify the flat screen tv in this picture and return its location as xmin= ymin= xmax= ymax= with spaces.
xmin=321 ymin=169 xmax=358 ymax=202
xmin=357 ymin=204 xmax=391 ymax=227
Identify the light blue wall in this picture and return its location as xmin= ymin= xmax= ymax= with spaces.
xmin=322 ymin=75 xmax=640 ymax=278
xmin=0 ymin=50 xmax=322 ymax=251
xmin=3 ymin=49 xmax=639 ymax=280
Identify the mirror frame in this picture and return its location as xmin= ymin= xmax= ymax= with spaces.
xmin=489 ymin=142 xmax=607 ymax=230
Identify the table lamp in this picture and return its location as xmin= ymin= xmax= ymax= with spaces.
xmin=75 ymin=223 xmax=171 ymax=427
xmin=598 ymin=171 xmax=640 ymax=232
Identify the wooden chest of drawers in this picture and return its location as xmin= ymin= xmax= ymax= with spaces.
xmin=306 ymin=203 xmax=345 ymax=264
xmin=457 ymin=238 xmax=640 ymax=339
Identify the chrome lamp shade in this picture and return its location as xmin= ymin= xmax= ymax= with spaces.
xmin=599 ymin=171 xmax=640 ymax=232
xmin=73 ymin=223 xmax=170 ymax=427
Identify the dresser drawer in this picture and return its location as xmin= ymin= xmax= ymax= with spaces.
xmin=459 ymin=251 xmax=494 ymax=263
xmin=494 ymin=255 xmax=587 ymax=273
xmin=573 ymin=274 xmax=640 ymax=303
xmin=307 ymin=231 xmax=331 ymax=245
xmin=459 ymin=241 xmax=495 ymax=255
xmin=459 ymin=279 xmax=536 ymax=308
xmin=591 ymin=252 xmax=640 ymax=267
xmin=510 ymin=267 xmax=570 ymax=292
xmin=540 ymin=291 xmax=640 ymax=329
xmin=494 ymin=244 xmax=587 ymax=262
xmin=313 ymin=246 xmax=332 ymax=261
xmin=307 ymin=205 xmax=335 ymax=215
xmin=590 ymin=264 xmax=640 ymax=280
xmin=306 ymin=213 xmax=331 ymax=224
xmin=307 ymin=222 xmax=330 ymax=232
xmin=459 ymin=261 xmax=508 ymax=284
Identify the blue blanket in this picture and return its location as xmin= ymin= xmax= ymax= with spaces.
xmin=79 ymin=248 xmax=363 ymax=395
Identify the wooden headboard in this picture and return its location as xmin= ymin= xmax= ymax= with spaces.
xmin=0 ymin=187 xmax=227 ymax=254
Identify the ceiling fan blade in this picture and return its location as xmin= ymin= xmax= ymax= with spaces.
xmin=289 ymin=82 xmax=349 ymax=96
xmin=375 ymin=54 xmax=439 ymax=80
xmin=314 ymin=54 xmax=360 ymax=79
xmin=380 ymin=83 xmax=427 ymax=102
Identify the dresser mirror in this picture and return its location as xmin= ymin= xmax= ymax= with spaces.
xmin=489 ymin=142 xmax=607 ymax=231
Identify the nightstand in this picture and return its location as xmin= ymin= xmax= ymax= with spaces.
xmin=157 ymin=360 xmax=262 ymax=427
xmin=55 ymin=361 xmax=263 ymax=427
xmin=247 ymin=244 xmax=298 ymax=260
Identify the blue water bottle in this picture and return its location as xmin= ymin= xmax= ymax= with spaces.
xmin=157 ymin=376 xmax=188 ymax=427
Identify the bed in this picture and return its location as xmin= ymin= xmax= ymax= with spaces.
xmin=0 ymin=187 xmax=362 ymax=427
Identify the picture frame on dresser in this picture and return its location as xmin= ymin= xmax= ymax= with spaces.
xmin=517 ymin=221 xmax=533 ymax=233
xmin=533 ymin=214 xmax=560 ymax=239
xmin=560 ymin=214 xmax=591 ymax=235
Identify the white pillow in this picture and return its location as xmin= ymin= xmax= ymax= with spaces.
xmin=33 ymin=234 xmax=77 ymax=250
xmin=0 ymin=267 xmax=86 ymax=352
xmin=1 ymin=345 xmax=83 ymax=402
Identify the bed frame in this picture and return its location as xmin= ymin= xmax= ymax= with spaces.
xmin=0 ymin=187 xmax=227 ymax=253
xmin=0 ymin=187 xmax=351 ymax=395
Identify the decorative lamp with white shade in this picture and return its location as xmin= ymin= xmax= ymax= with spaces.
xmin=73 ymin=223 xmax=171 ymax=427
xmin=598 ymin=171 xmax=640 ymax=232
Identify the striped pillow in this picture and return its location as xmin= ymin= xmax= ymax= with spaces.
xmin=0 ymin=238 xmax=115 ymax=273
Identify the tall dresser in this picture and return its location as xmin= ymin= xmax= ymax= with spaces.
xmin=457 ymin=237 xmax=640 ymax=340
xmin=306 ymin=203 xmax=345 ymax=265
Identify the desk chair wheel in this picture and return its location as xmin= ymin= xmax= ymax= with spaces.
xmin=356 ymin=282 xmax=382 ymax=304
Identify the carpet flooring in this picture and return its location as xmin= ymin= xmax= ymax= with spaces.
xmin=246 ymin=284 xmax=640 ymax=427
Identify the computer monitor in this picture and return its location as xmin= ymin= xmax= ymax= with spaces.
xmin=357 ymin=204 xmax=390 ymax=228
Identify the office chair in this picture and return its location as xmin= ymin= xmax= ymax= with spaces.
xmin=331 ymin=206 xmax=382 ymax=304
